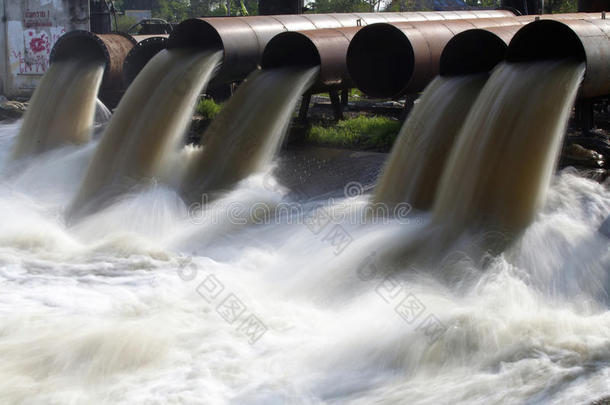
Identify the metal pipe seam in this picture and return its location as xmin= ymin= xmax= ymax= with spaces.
xmin=166 ymin=11 xmax=515 ymax=86
xmin=506 ymin=18 xmax=610 ymax=98
xmin=123 ymin=35 xmax=169 ymax=87
xmin=50 ymin=30 xmax=137 ymax=91
xmin=346 ymin=13 xmax=603 ymax=98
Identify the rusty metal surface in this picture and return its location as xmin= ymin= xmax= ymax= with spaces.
xmin=507 ymin=18 xmax=610 ymax=97
xmin=50 ymin=30 xmax=137 ymax=92
xmin=168 ymin=11 xmax=516 ymax=85
xmin=123 ymin=36 xmax=169 ymax=87
xmin=347 ymin=13 xmax=603 ymax=98
xmin=440 ymin=25 xmax=525 ymax=76
xmin=262 ymin=27 xmax=361 ymax=92
xmin=97 ymin=33 xmax=138 ymax=91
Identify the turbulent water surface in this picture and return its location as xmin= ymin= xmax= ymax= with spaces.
xmin=0 ymin=115 xmax=609 ymax=404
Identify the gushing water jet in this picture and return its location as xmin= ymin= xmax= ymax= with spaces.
xmin=180 ymin=66 xmax=319 ymax=201
xmin=69 ymin=49 xmax=223 ymax=220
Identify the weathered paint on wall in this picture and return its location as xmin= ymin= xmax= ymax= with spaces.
xmin=1 ymin=0 xmax=89 ymax=97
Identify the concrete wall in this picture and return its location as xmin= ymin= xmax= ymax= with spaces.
xmin=1 ymin=0 xmax=89 ymax=98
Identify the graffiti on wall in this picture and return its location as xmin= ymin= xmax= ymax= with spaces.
xmin=8 ymin=16 xmax=65 ymax=75
xmin=24 ymin=9 xmax=53 ymax=28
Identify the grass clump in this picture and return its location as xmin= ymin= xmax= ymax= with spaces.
xmin=196 ymin=98 xmax=223 ymax=120
xmin=306 ymin=115 xmax=401 ymax=150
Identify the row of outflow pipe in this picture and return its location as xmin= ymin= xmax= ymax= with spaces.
xmin=49 ymin=30 xmax=169 ymax=107
xmin=49 ymin=10 xmax=515 ymax=106
xmin=50 ymin=9 xmax=610 ymax=108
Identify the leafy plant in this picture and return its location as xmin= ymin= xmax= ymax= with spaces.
xmin=307 ymin=115 xmax=401 ymax=150
xmin=196 ymin=98 xmax=223 ymax=120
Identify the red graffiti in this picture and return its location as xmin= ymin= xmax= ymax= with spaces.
xmin=30 ymin=37 xmax=46 ymax=53
xmin=12 ymin=49 xmax=48 ymax=74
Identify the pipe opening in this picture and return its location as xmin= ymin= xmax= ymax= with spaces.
xmin=261 ymin=32 xmax=321 ymax=69
xmin=50 ymin=30 xmax=108 ymax=65
xmin=440 ymin=30 xmax=507 ymax=76
xmin=123 ymin=37 xmax=168 ymax=86
xmin=506 ymin=20 xmax=586 ymax=63
xmin=166 ymin=18 xmax=223 ymax=51
xmin=346 ymin=24 xmax=414 ymax=98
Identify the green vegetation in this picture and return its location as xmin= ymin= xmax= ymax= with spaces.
xmin=308 ymin=0 xmax=382 ymax=12
xmin=544 ymin=0 xmax=577 ymax=13
xmin=114 ymin=14 xmax=138 ymax=32
xmin=306 ymin=115 xmax=401 ymax=150
xmin=196 ymin=98 xmax=223 ymax=120
xmin=115 ymin=0 xmax=580 ymax=23
xmin=349 ymin=88 xmax=364 ymax=98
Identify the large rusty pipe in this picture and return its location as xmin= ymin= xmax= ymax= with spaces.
xmin=261 ymin=27 xmax=360 ymax=92
xmin=50 ymin=30 xmax=137 ymax=92
xmin=506 ymin=18 xmax=610 ymax=98
xmin=346 ymin=13 xmax=601 ymax=98
xmin=123 ymin=35 xmax=169 ymax=87
xmin=439 ymin=25 xmax=526 ymax=76
xmin=167 ymin=11 xmax=515 ymax=86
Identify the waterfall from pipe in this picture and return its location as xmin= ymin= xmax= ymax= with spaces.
xmin=373 ymin=74 xmax=488 ymax=211
xmin=68 ymin=49 xmax=222 ymax=220
xmin=12 ymin=60 xmax=105 ymax=158
xmin=432 ymin=60 xmax=586 ymax=239
xmin=181 ymin=66 xmax=319 ymax=201
xmin=0 ymin=57 xmax=608 ymax=404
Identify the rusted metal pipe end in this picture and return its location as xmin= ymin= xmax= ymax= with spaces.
xmin=167 ymin=18 xmax=255 ymax=84
xmin=123 ymin=36 xmax=169 ymax=87
xmin=50 ymin=30 xmax=137 ymax=90
xmin=262 ymin=29 xmax=358 ymax=92
xmin=262 ymin=32 xmax=321 ymax=70
xmin=506 ymin=20 xmax=586 ymax=63
xmin=167 ymin=18 xmax=223 ymax=51
xmin=440 ymin=29 xmax=507 ymax=76
xmin=346 ymin=23 xmax=414 ymax=98
xmin=50 ymin=30 xmax=110 ymax=65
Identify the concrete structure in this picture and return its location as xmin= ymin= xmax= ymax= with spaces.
xmin=0 ymin=0 xmax=89 ymax=98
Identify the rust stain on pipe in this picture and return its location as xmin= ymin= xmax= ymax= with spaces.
xmin=123 ymin=35 xmax=169 ymax=87
xmin=261 ymin=27 xmax=360 ymax=92
xmin=167 ymin=10 xmax=515 ymax=86
xmin=50 ymin=30 xmax=137 ymax=92
xmin=507 ymin=18 xmax=610 ymax=98
xmin=347 ymin=13 xmax=602 ymax=98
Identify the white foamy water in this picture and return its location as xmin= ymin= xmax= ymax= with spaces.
xmin=0 ymin=121 xmax=608 ymax=405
